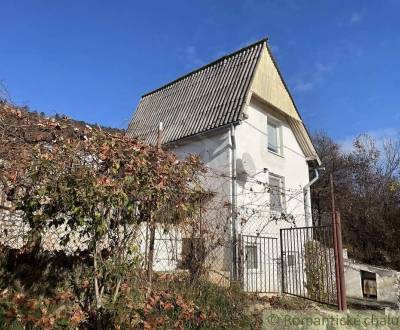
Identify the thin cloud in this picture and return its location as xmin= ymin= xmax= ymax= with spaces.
xmin=337 ymin=10 xmax=366 ymax=27
xmin=350 ymin=11 xmax=364 ymax=24
xmin=179 ymin=46 xmax=204 ymax=69
xmin=269 ymin=43 xmax=280 ymax=53
xmin=293 ymin=80 xmax=314 ymax=92
xmin=334 ymin=41 xmax=364 ymax=58
xmin=292 ymin=62 xmax=333 ymax=93
xmin=315 ymin=62 xmax=331 ymax=74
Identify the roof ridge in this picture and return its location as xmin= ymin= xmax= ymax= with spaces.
xmin=141 ymin=37 xmax=268 ymax=98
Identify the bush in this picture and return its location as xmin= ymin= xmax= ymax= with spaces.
xmin=0 ymin=279 xmax=259 ymax=329
xmin=152 ymin=277 xmax=259 ymax=329
xmin=0 ymin=289 xmax=86 ymax=329
xmin=304 ymin=240 xmax=336 ymax=303
xmin=0 ymin=104 xmax=255 ymax=329
xmin=0 ymin=246 xmax=258 ymax=329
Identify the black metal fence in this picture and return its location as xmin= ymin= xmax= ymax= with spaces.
xmin=238 ymin=235 xmax=280 ymax=293
xmin=280 ymin=225 xmax=338 ymax=306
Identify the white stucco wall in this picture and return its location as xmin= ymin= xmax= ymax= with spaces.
xmin=151 ymin=98 xmax=311 ymax=244
xmin=235 ymin=99 xmax=310 ymax=238
xmin=168 ymin=128 xmax=232 ymax=196
xmin=158 ymin=99 xmax=312 ymax=290
xmin=168 ymin=128 xmax=233 ymax=239
xmin=166 ymin=128 xmax=233 ymax=273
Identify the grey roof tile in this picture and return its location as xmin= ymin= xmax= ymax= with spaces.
xmin=127 ymin=39 xmax=265 ymax=144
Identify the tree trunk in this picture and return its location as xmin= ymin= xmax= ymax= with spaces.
xmin=93 ymin=242 xmax=102 ymax=329
xmin=146 ymin=215 xmax=156 ymax=287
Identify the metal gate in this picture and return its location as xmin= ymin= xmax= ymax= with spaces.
xmin=239 ymin=235 xmax=280 ymax=293
xmin=280 ymin=225 xmax=338 ymax=306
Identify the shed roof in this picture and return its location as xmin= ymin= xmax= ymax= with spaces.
xmin=127 ymin=39 xmax=265 ymax=144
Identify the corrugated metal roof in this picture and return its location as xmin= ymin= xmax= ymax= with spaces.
xmin=127 ymin=39 xmax=266 ymax=144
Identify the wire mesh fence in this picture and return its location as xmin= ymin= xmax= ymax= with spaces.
xmin=1 ymin=182 xmax=340 ymax=310
xmin=0 ymin=209 xmax=230 ymax=283
xmin=1 ymin=209 xmax=339 ymax=304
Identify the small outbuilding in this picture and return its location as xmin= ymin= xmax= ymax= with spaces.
xmin=344 ymin=254 xmax=400 ymax=307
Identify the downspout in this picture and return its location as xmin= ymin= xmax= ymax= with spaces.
xmin=230 ymin=124 xmax=238 ymax=281
xmin=303 ymin=168 xmax=320 ymax=227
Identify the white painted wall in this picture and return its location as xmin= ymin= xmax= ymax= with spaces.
xmin=160 ymin=128 xmax=233 ymax=273
xmin=156 ymin=99 xmax=312 ymax=290
xmin=235 ymin=99 xmax=310 ymax=238
xmin=168 ymin=98 xmax=311 ymax=241
xmin=168 ymin=128 xmax=233 ymax=246
xmin=137 ymin=223 xmax=182 ymax=272
xmin=169 ymin=128 xmax=232 ymax=196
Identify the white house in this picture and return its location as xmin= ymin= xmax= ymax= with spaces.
xmin=127 ymin=38 xmax=321 ymax=292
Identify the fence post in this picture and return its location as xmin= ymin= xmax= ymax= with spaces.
xmin=237 ymin=234 xmax=244 ymax=287
xmin=232 ymin=236 xmax=238 ymax=282
xmin=330 ymin=174 xmax=342 ymax=310
xmin=280 ymin=229 xmax=285 ymax=294
xmin=335 ymin=211 xmax=347 ymax=311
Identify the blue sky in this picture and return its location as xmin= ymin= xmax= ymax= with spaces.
xmin=1 ymin=1 xmax=399 ymax=144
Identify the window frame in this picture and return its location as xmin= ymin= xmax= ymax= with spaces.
xmin=287 ymin=253 xmax=296 ymax=267
xmin=268 ymin=173 xmax=286 ymax=215
xmin=245 ymin=244 xmax=258 ymax=269
xmin=267 ymin=116 xmax=283 ymax=156
xmin=179 ymin=237 xmax=205 ymax=269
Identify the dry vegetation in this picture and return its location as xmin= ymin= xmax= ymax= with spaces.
xmin=312 ymin=132 xmax=400 ymax=269
xmin=0 ymin=101 xmax=256 ymax=329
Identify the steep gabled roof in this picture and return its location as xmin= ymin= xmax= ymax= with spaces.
xmin=127 ymin=38 xmax=320 ymax=164
xmin=127 ymin=39 xmax=265 ymax=144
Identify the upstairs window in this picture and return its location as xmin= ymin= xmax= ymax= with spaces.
xmin=269 ymin=174 xmax=285 ymax=214
xmin=267 ymin=119 xmax=282 ymax=155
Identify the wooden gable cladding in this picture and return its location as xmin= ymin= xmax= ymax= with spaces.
xmin=247 ymin=43 xmax=301 ymax=121
xmin=246 ymin=43 xmax=320 ymax=163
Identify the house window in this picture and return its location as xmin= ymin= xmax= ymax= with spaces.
xmin=267 ymin=119 xmax=281 ymax=154
xmin=179 ymin=237 xmax=205 ymax=269
xmin=245 ymin=244 xmax=258 ymax=269
xmin=269 ymin=174 xmax=285 ymax=214
xmin=287 ymin=254 xmax=296 ymax=267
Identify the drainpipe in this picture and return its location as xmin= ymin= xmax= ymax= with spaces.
xmin=303 ymin=168 xmax=321 ymax=227
xmin=230 ymin=124 xmax=238 ymax=281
